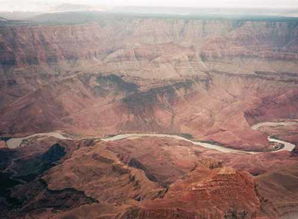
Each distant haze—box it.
[0,0,298,11]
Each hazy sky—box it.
[1,0,298,11]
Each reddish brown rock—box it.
[1,17,298,151]
[43,140,164,204]
[256,165,298,218]
[124,166,261,219]
[1,15,298,219]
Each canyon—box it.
[0,11,298,218]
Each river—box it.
[6,132,69,149]
[5,124,296,153]
[251,121,298,130]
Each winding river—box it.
[5,122,296,153]
[251,121,298,130]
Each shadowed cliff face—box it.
[0,140,95,218]
[120,79,199,132]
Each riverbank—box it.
[4,131,295,154]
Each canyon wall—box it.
[1,18,298,73]
[1,15,298,150]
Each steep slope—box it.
[256,165,298,218]
[1,131,298,218]
[0,136,257,218]
[1,17,298,79]
[1,16,298,152]
[2,70,298,150]
[42,140,164,204]
[126,167,261,219]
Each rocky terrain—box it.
[1,14,298,150]
[0,134,297,218]
[0,12,298,218]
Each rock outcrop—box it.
[1,131,298,218]
[132,167,261,219]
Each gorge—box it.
[0,11,298,218]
